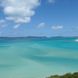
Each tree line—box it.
[47,72,78,78]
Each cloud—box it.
[13,24,20,29]
[51,25,63,30]
[48,0,55,3]
[0,19,7,27]
[1,0,40,24]
[0,19,5,23]
[37,22,46,28]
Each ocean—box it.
[0,37,78,78]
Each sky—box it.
[0,0,78,37]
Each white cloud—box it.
[51,25,63,30]
[0,19,5,23]
[0,19,7,27]
[13,24,20,29]
[37,22,46,28]
[1,0,40,24]
[48,0,55,3]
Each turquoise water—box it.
[0,38,78,78]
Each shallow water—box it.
[0,38,78,78]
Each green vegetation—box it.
[47,72,78,78]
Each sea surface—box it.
[0,37,78,78]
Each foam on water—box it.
[74,39,78,42]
